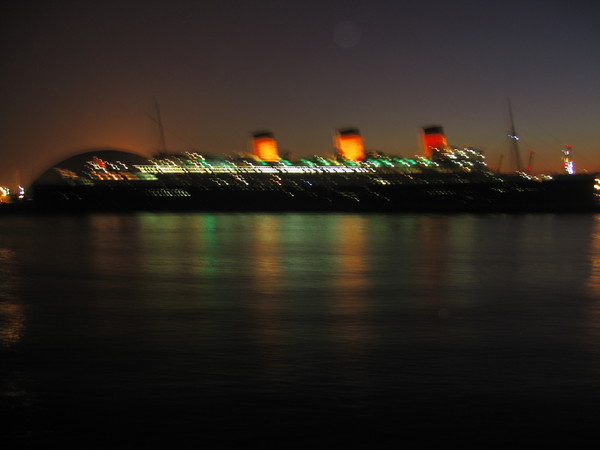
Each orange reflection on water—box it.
[0,302,25,348]
[253,216,283,297]
[416,216,449,292]
[0,248,25,348]
[250,216,285,350]
[586,215,600,297]
[334,216,369,300]
[332,216,372,351]
[414,216,455,321]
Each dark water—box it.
[1,213,600,448]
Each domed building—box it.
[32,149,152,187]
[30,149,158,211]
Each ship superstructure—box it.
[20,125,597,213]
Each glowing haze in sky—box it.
[1,0,599,188]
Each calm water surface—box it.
[1,213,600,448]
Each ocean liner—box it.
[12,126,600,213]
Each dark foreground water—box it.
[1,213,600,449]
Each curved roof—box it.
[32,149,150,186]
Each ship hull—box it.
[25,173,598,213]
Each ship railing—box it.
[132,163,379,176]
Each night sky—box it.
[1,0,599,188]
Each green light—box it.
[299,159,314,167]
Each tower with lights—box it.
[562,145,575,174]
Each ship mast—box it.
[527,149,535,173]
[507,99,523,173]
[154,97,169,155]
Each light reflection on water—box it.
[0,248,24,348]
[587,214,600,297]
[1,213,600,448]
